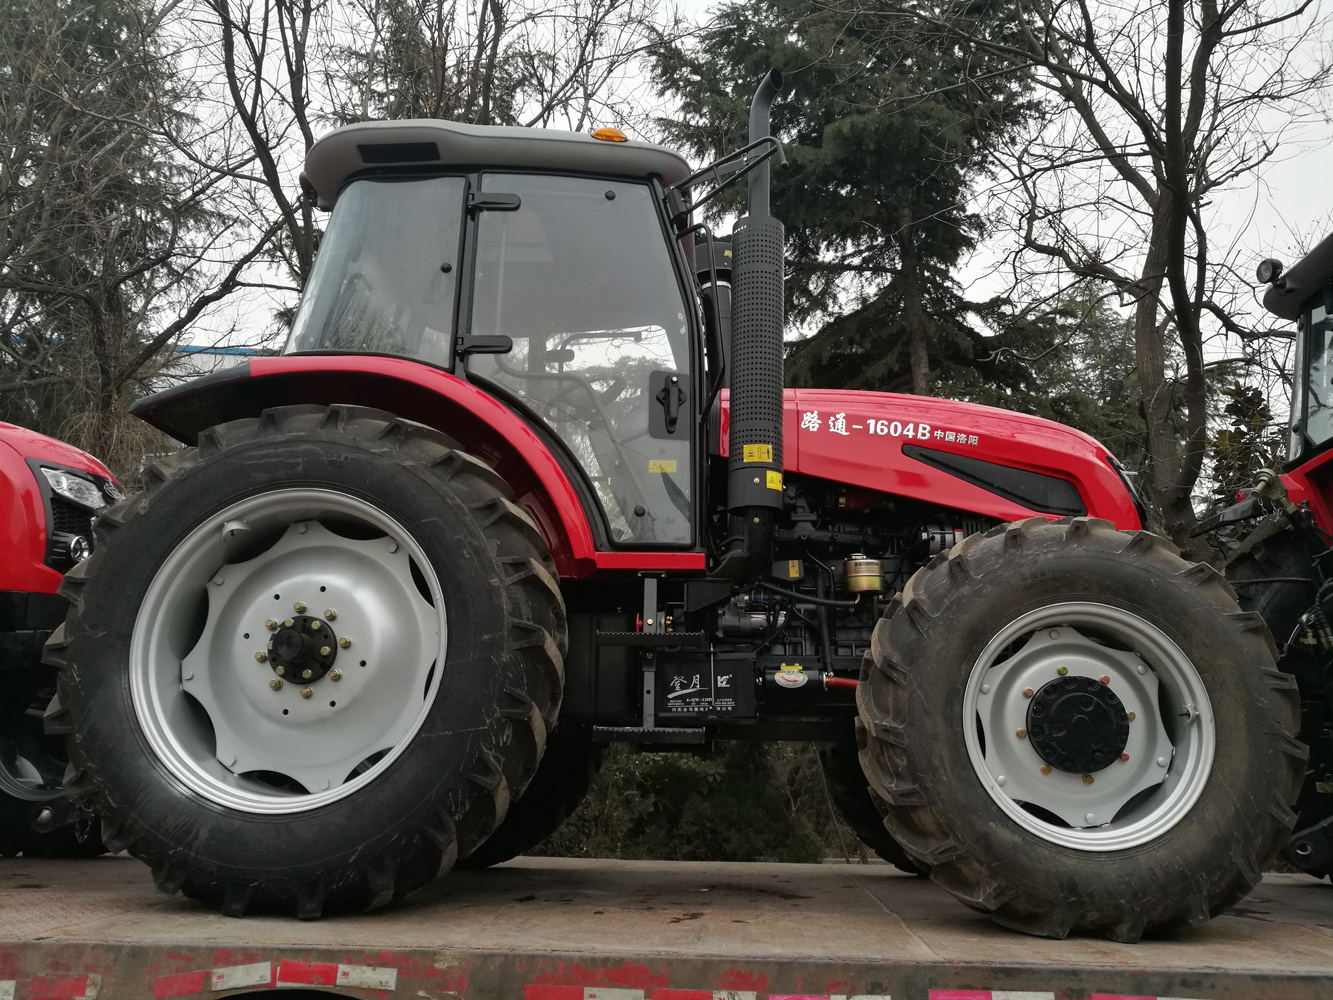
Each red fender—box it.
[130,356,706,579]
[1282,449,1333,536]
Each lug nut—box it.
[329,669,342,682]
[283,618,294,627]
[1099,674,1110,684]
[1127,711,1136,721]
[319,646,331,656]
[36,808,53,825]
[275,666,286,676]
[325,609,337,620]
[311,621,321,630]
[1057,665,1068,676]
[302,669,313,680]
[294,601,307,613]
[1023,687,1034,698]
[1082,774,1095,785]
[339,637,352,649]
[1040,764,1052,775]
[255,651,268,662]
[265,619,278,630]
[1120,752,1130,762]
[1015,728,1027,739]
[269,679,283,691]
[300,687,313,699]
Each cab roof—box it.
[302,120,693,209]
[1264,229,1333,321]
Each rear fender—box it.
[1282,450,1333,536]
[130,356,613,577]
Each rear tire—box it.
[46,405,564,916]
[819,738,921,874]
[458,732,603,869]
[1227,528,1332,877]
[858,516,1304,940]
[1,674,103,858]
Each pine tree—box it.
[654,0,1035,395]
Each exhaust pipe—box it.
[720,68,785,580]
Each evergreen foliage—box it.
[537,743,859,863]
[0,0,218,469]
[654,0,1035,395]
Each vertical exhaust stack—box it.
[722,68,786,580]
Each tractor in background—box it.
[1,421,114,857]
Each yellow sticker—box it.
[787,559,801,578]
[648,459,677,473]
[742,443,773,463]
[766,470,783,490]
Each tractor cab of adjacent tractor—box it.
[1260,235,1333,479]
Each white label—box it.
[991,993,1056,1000]
[584,991,644,1000]
[0,981,14,1000]
[337,965,399,990]
[211,963,273,990]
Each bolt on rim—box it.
[962,602,1214,851]
[130,489,446,814]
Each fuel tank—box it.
[719,389,1144,529]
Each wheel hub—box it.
[267,614,338,683]
[1027,675,1130,773]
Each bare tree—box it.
[843,0,1331,546]
[0,0,280,471]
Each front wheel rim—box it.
[962,602,1214,851]
[130,488,447,815]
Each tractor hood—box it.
[717,389,1143,529]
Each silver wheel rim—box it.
[0,744,63,803]
[130,488,446,814]
[961,602,1214,851]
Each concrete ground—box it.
[0,856,1330,999]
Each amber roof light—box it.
[591,127,628,142]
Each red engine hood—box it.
[718,389,1141,529]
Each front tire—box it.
[858,517,1305,940]
[46,405,564,916]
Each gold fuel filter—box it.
[843,553,883,592]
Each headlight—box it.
[41,466,108,510]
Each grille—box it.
[50,496,95,538]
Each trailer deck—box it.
[1,857,1330,1000]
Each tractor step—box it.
[592,725,707,744]
[595,631,708,648]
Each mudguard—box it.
[129,355,707,579]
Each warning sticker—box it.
[648,460,677,473]
[766,470,783,490]
[742,443,773,463]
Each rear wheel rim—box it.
[130,488,446,814]
[962,601,1214,851]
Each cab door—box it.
[465,173,695,546]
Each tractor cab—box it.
[289,121,701,546]
[1261,233,1333,469]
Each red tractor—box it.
[1,421,116,856]
[46,72,1303,939]
[1206,233,1333,881]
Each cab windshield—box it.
[1294,292,1333,462]
[285,177,465,364]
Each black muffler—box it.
[719,68,786,580]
